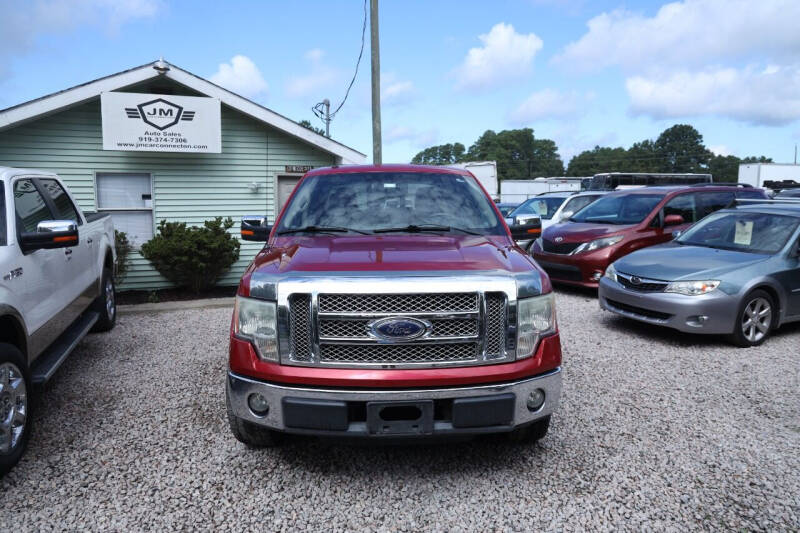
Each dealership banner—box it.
[101,92,221,153]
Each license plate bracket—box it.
[366,400,434,435]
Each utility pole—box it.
[323,99,331,138]
[370,0,382,164]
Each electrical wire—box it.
[313,0,368,130]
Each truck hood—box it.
[250,235,536,274]
[613,242,771,281]
[542,222,634,243]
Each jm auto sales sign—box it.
[101,92,221,153]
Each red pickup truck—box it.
[226,165,561,444]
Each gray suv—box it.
[599,201,800,346]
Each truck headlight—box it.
[571,235,623,255]
[234,296,278,361]
[664,280,720,296]
[517,293,556,359]
[604,263,618,282]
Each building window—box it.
[96,172,153,247]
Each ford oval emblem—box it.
[369,317,430,341]
[554,236,564,243]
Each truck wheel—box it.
[91,268,116,333]
[226,390,281,448]
[508,416,550,444]
[729,289,774,347]
[0,343,31,477]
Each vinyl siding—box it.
[0,98,336,290]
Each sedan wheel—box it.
[731,290,775,347]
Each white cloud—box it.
[209,55,268,98]
[709,145,731,157]
[285,48,339,99]
[384,126,438,147]
[0,0,161,78]
[556,0,800,72]
[626,65,800,126]
[454,23,543,91]
[381,73,416,106]
[508,89,588,124]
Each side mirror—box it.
[558,210,574,222]
[509,214,542,241]
[664,214,685,227]
[19,220,79,253]
[671,230,683,239]
[241,215,271,242]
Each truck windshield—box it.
[277,172,504,235]
[0,181,5,245]
[569,194,663,225]
[677,211,800,255]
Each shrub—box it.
[114,230,133,287]
[140,217,240,294]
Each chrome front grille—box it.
[319,343,480,364]
[318,293,478,314]
[287,291,511,368]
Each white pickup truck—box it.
[0,167,116,475]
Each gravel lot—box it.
[2,290,799,531]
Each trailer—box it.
[449,161,498,199]
[738,163,800,192]
[500,177,585,203]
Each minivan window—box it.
[698,191,734,218]
[570,194,663,225]
[277,172,504,235]
[14,179,53,233]
[663,193,697,223]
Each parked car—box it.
[599,201,800,346]
[531,185,769,288]
[495,202,519,217]
[228,164,561,445]
[546,191,607,229]
[506,192,574,250]
[0,167,116,475]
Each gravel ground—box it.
[2,290,799,531]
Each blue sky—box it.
[2,0,800,165]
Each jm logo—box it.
[125,98,196,130]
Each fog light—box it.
[526,389,546,411]
[248,393,270,416]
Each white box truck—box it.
[738,163,800,192]
[449,161,498,200]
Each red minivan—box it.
[531,185,768,288]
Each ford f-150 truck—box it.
[226,164,561,445]
[0,167,116,475]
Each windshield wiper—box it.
[277,225,370,235]
[373,224,481,235]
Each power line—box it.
[313,0,368,133]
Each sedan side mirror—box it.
[664,214,685,227]
[19,220,79,253]
[241,215,272,242]
[509,214,542,241]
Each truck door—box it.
[37,178,96,320]
[11,178,70,353]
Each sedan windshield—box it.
[276,172,504,235]
[677,211,800,254]
[570,194,663,225]
[510,197,566,220]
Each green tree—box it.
[532,139,565,176]
[624,140,661,172]
[654,124,711,173]
[411,143,466,165]
[298,119,325,136]
[566,146,628,176]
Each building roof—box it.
[0,59,366,164]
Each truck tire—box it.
[0,343,31,477]
[226,390,281,448]
[729,289,774,347]
[91,267,116,333]
[508,415,551,444]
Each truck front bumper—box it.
[227,368,561,437]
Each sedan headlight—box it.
[664,280,720,296]
[517,293,556,359]
[234,296,278,361]
[604,263,618,282]
[571,235,623,255]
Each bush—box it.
[114,230,133,287]
[140,217,240,294]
